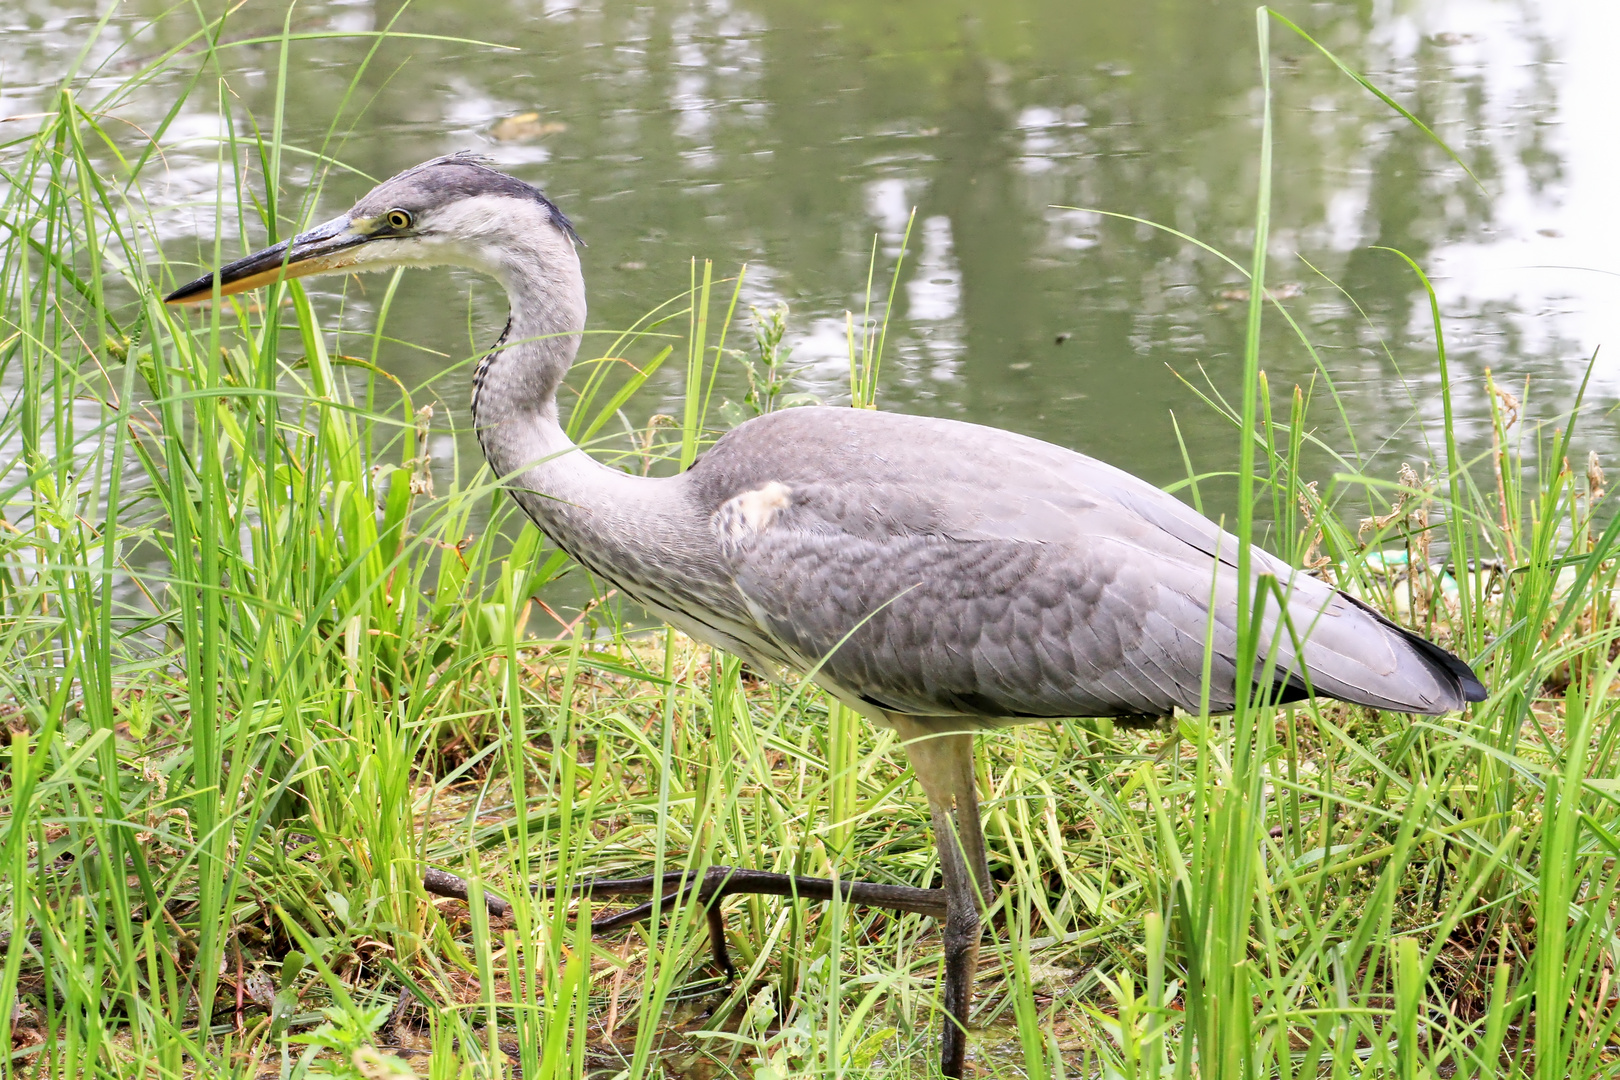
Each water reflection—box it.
[2,0,1609,523]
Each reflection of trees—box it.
[920,52,1039,413]
[36,0,1570,487]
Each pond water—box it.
[5,0,1618,542]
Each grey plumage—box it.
[695,405,1478,722]
[166,154,1486,1078]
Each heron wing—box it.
[693,407,1474,720]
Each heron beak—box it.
[163,215,368,305]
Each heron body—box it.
[168,153,1485,1077]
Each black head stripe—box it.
[355,152,583,247]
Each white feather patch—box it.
[716,481,793,541]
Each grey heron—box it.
[166,152,1486,1077]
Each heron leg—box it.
[890,715,993,1080]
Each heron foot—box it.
[421,866,947,978]
[550,866,947,977]
[422,867,514,917]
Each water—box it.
[4,0,1617,533]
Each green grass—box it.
[3,6,1619,1079]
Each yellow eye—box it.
[385,209,412,230]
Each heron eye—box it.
[385,209,413,230]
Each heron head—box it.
[164,152,581,305]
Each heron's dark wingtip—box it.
[1407,629,1487,707]
[1336,589,1486,710]
[1432,640,1487,705]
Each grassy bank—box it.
[3,8,1619,1080]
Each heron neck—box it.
[470,253,588,480]
[462,249,745,649]
[466,255,718,610]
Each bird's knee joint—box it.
[945,907,982,940]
